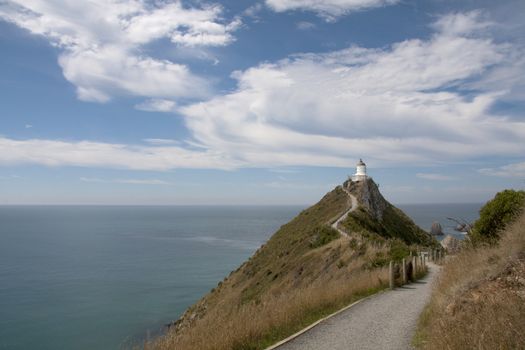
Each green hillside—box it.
[149,178,436,350]
[342,178,434,246]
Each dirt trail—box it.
[331,185,358,238]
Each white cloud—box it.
[0,174,21,180]
[266,0,398,20]
[0,1,239,102]
[80,177,171,185]
[431,10,492,37]
[416,173,456,181]
[180,12,525,168]
[263,181,329,189]
[479,162,525,177]
[143,139,181,145]
[296,21,316,30]
[0,12,524,173]
[116,179,171,185]
[0,136,239,170]
[24,124,32,128]
[135,99,176,112]
[79,177,106,183]
[244,3,264,19]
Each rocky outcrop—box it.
[430,221,444,235]
[346,178,388,221]
[341,178,434,245]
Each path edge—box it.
[264,289,387,350]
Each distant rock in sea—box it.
[430,221,444,236]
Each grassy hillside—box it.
[148,181,435,350]
[415,210,525,349]
[342,179,434,246]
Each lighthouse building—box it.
[351,159,367,182]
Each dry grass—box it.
[415,211,525,349]
[148,262,389,350]
[143,182,432,350]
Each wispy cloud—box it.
[0,174,21,180]
[0,12,524,172]
[0,137,238,170]
[266,0,398,20]
[143,139,181,145]
[479,161,525,177]
[268,168,300,174]
[79,177,105,183]
[296,21,316,30]
[263,181,332,190]
[135,99,176,113]
[416,173,456,181]
[116,179,171,185]
[80,177,172,185]
[0,1,240,103]
[244,3,264,19]
[181,12,525,168]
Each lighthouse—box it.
[351,159,367,182]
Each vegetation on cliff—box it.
[148,179,435,350]
[342,179,433,246]
[470,189,525,244]
[415,191,525,349]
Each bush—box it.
[366,251,389,268]
[471,189,525,243]
[388,239,411,262]
[309,226,339,248]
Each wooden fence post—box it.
[412,256,417,280]
[402,258,407,284]
[389,260,394,289]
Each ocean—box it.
[398,203,482,241]
[0,203,481,349]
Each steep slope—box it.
[151,179,435,350]
[343,178,434,245]
[415,211,525,349]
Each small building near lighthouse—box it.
[351,159,367,182]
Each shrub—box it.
[471,189,525,243]
[388,239,410,262]
[366,251,389,268]
[309,226,339,248]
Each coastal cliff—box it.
[150,178,435,350]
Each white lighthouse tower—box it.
[351,159,367,182]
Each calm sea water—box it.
[0,203,481,349]
[398,203,482,241]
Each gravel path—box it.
[277,263,440,350]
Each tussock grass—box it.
[415,211,525,349]
[148,265,388,350]
[145,181,433,350]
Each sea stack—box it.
[430,221,444,236]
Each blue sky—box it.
[0,0,524,205]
